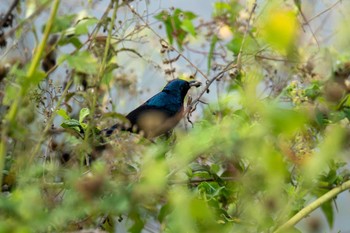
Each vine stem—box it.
[27,0,61,80]
[0,0,60,188]
[274,180,350,233]
[83,1,119,148]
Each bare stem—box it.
[274,180,350,233]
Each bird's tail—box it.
[102,123,131,137]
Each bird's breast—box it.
[133,107,184,138]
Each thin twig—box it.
[186,62,237,113]
[170,176,239,185]
[3,0,51,39]
[296,5,320,50]
[304,0,342,24]
[274,179,350,233]
[126,3,209,81]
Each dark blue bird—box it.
[105,79,201,138]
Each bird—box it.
[104,78,201,138]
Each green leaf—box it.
[182,11,197,20]
[321,200,334,228]
[294,0,302,11]
[128,212,145,233]
[227,35,243,55]
[158,203,171,223]
[79,107,90,123]
[74,17,98,35]
[266,108,307,136]
[58,36,83,48]
[210,164,220,174]
[57,109,70,120]
[304,82,321,100]
[58,51,98,74]
[23,70,46,89]
[180,19,196,36]
[213,2,232,17]
[50,14,76,33]
[155,11,174,45]
[155,9,197,49]
[61,119,82,133]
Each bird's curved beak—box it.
[188,80,202,88]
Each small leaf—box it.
[79,108,90,123]
[50,14,76,33]
[294,0,302,11]
[227,35,243,55]
[58,51,98,74]
[158,204,171,223]
[57,109,70,120]
[180,19,196,36]
[74,17,98,35]
[304,83,321,100]
[210,164,220,174]
[321,200,334,228]
[58,36,83,48]
[61,119,82,133]
[24,70,46,88]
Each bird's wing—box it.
[126,104,173,125]
[143,91,182,114]
[126,104,183,138]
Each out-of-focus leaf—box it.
[23,70,46,88]
[294,0,302,11]
[58,51,98,74]
[210,164,220,174]
[304,82,321,100]
[260,6,298,53]
[321,200,334,228]
[128,212,144,233]
[266,108,307,136]
[79,107,90,123]
[227,34,243,55]
[74,17,98,35]
[50,14,76,33]
[158,203,171,223]
[213,2,232,17]
[58,36,83,48]
[57,108,70,120]
[180,19,196,36]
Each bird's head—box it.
[163,79,201,99]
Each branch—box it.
[1,0,61,186]
[304,0,342,24]
[170,176,239,185]
[186,62,237,113]
[274,180,350,233]
[0,0,19,29]
[126,3,209,81]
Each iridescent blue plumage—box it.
[143,79,191,115]
[105,79,201,138]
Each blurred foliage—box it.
[1,0,350,233]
